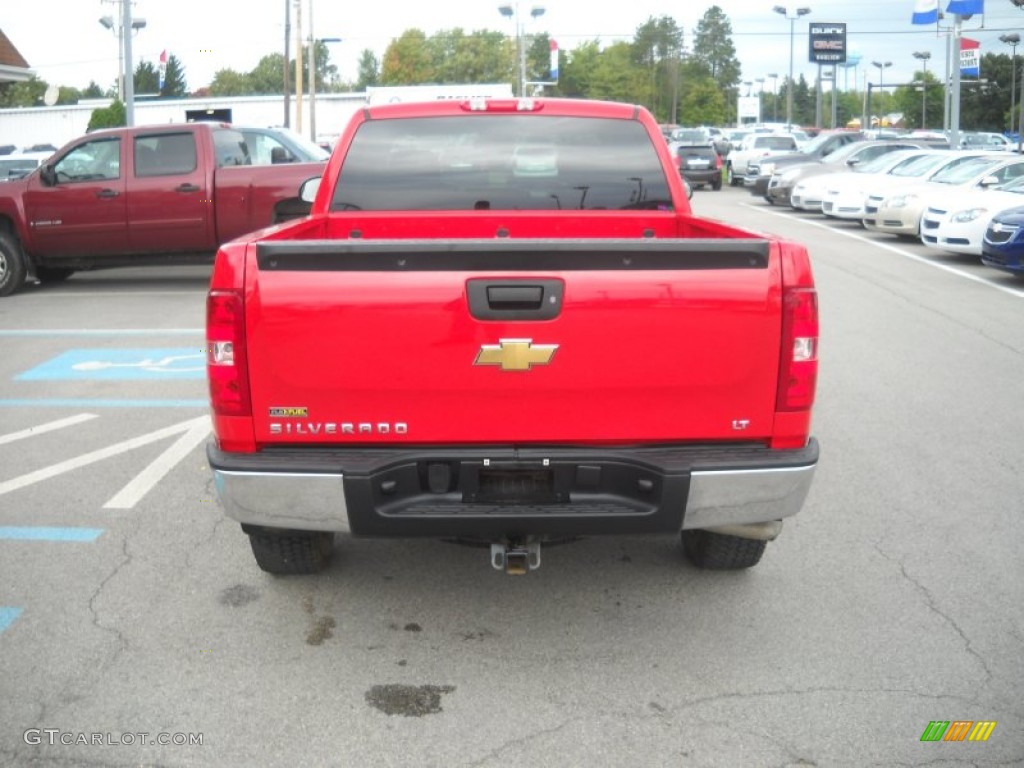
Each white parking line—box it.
[742,203,1024,300]
[104,418,211,509]
[0,416,210,500]
[0,414,99,447]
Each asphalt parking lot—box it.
[1,192,1022,766]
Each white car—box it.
[791,149,935,214]
[0,150,53,180]
[725,133,799,186]
[919,175,1024,255]
[822,151,984,221]
[863,155,1024,237]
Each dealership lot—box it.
[0,197,1022,765]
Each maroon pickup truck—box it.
[0,122,325,295]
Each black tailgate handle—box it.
[467,278,563,320]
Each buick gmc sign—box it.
[808,23,847,64]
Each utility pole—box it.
[283,0,291,127]
[295,0,303,133]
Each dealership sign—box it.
[808,23,847,64]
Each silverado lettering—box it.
[205,97,820,576]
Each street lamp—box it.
[756,77,765,122]
[498,3,545,96]
[871,60,892,127]
[1000,34,1020,137]
[306,0,341,144]
[912,51,931,129]
[768,72,779,121]
[773,6,811,129]
[98,7,146,103]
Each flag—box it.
[549,39,559,81]
[158,49,168,91]
[911,0,939,24]
[960,37,980,77]
[946,0,983,15]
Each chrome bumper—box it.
[210,440,817,538]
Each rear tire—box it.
[682,529,767,570]
[711,177,722,191]
[248,530,335,574]
[34,266,75,283]
[0,231,28,297]
[727,165,741,187]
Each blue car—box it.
[982,206,1024,276]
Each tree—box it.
[83,81,106,99]
[249,53,287,94]
[631,16,685,120]
[427,28,508,85]
[209,68,252,96]
[691,6,741,88]
[678,75,727,126]
[356,49,380,91]
[381,29,433,84]
[0,77,48,107]
[134,61,159,95]
[161,53,188,98]
[559,40,602,98]
[892,70,943,130]
[87,100,126,131]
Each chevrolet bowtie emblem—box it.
[474,339,558,371]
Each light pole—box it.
[768,72,779,122]
[871,60,892,128]
[99,3,146,106]
[498,3,545,96]
[756,77,765,122]
[912,51,931,129]
[1000,33,1020,137]
[773,6,811,129]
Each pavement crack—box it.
[873,540,993,696]
[87,518,136,657]
[465,718,574,767]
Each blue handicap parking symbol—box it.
[17,348,206,381]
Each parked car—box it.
[669,140,722,191]
[821,151,973,221]
[790,149,938,213]
[771,140,928,209]
[219,126,330,165]
[745,129,865,196]
[981,206,1024,275]
[864,154,1024,238]
[920,174,1024,255]
[959,132,1014,151]
[0,151,53,181]
[725,133,799,186]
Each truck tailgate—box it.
[245,238,781,445]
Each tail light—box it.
[207,290,251,417]
[776,287,818,411]
[715,153,723,169]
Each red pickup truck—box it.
[0,122,325,295]
[205,98,820,575]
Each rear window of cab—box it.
[332,115,673,212]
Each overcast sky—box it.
[4,1,1024,98]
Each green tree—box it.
[690,6,740,88]
[427,28,508,85]
[249,53,287,94]
[57,86,82,105]
[381,29,433,84]
[589,41,647,106]
[559,39,602,98]
[892,69,943,130]
[83,81,106,99]
[356,49,380,90]
[678,75,727,125]
[161,53,188,97]
[0,76,48,107]
[87,100,126,131]
[631,16,685,120]
[209,68,252,96]
[134,61,159,95]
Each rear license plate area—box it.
[466,467,557,504]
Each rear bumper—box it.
[682,169,721,186]
[208,439,818,538]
